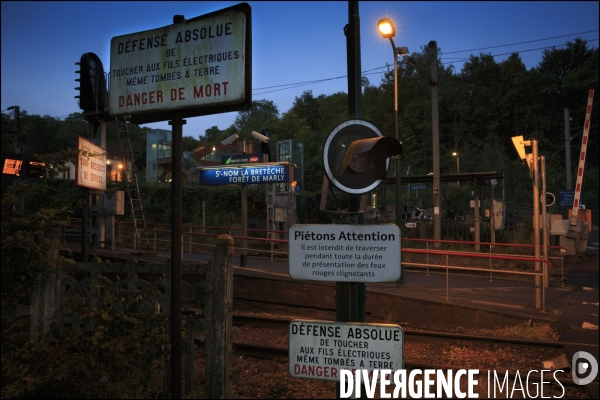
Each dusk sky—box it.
[1,1,598,140]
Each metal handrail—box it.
[403,237,569,254]
[403,236,568,287]
[402,248,551,311]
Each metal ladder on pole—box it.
[116,117,150,252]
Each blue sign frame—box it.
[198,164,291,185]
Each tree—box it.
[198,125,238,146]
[56,113,89,151]
[200,126,224,145]
[290,90,321,130]
[182,136,200,152]
[538,38,595,93]
[17,112,63,155]
[233,99,280,139]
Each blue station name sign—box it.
[198,164,292,185]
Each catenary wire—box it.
[252,33,598,94]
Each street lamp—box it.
[378,18,409,228]
[452,152,460,173]
[452,152,460,186]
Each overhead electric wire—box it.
[442,29,598,54]
[440,39,599,66]
[252,30,598,94]
[253,75,347,95]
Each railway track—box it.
[232,314,598,349]
[227,314,593,390]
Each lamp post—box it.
[511,135,543,310]
[378,18,409,228]
[452,152,460,186]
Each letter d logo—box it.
[572,351,598,385]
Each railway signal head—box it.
[75,52,107,113]
[323,119,402,195]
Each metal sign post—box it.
[169,112,184,398]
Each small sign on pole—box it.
[289,320,404,382]
[76,136,106,190]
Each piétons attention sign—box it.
[289,224,401,282]
[109,3,251,124]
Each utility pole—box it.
[7,106,20,153]
[532,139,542,309]
[564,108,572,190]
[8,106,24,212]
[429,41,441,247]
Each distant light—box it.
[213,145,216,152]
[452,152,458,156]
[378,18,395,39]
[118,164,123,169]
